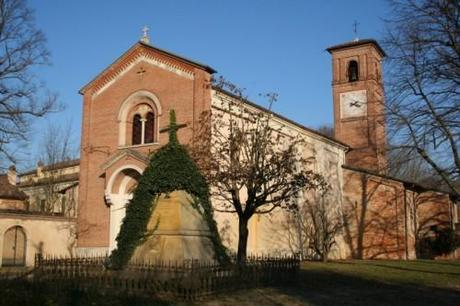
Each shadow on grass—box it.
[0,279,174,306]
[330,260,460,276]
[276,268,460,306]
[405,260,460,268]
[361,263,460,276]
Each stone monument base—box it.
[131,190,215,263]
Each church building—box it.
[74,33,459,260]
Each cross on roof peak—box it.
[141,25,150,44]
[160,110,187,144]
[353,20,360,42]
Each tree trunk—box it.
[237,217,249,265]
[322,250,328,262]
[357,174,368,259]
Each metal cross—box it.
[353,20,360,41]
[141,25,150,44]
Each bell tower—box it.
[327,39,387,173]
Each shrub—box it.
[417,227,460,259]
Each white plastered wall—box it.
[211,90,349,258]
[0,215,76,267]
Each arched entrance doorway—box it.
[2,226,26,266]
[106,166,142,252]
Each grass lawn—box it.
[201,260,460,306]
[1,260,459,305]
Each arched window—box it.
[132,114,142,145]
[131,110,156,145]
[144,112,155,144]
[348,60,359,82]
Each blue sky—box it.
[24,0,390,168]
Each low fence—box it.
[32,254,299,300]
[0,267,33,280]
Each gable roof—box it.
[79,41,216,95]
[0,175,27,200]
[100,148,149,172]
[212,87,349,149]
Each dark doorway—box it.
[2,226,26,266]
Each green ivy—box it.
[109,110,229,269]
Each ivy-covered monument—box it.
[110,110,227,269]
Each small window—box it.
[40,199,46,212]
[132,114,142,145]
[348,60,359,82]
[144,112,155,143]
[61,195,67,214]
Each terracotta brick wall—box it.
[331,44,387,173]
[342,167,456,259]
[342,168,406,259]
[77,44,212,248]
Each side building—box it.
[0,160,79,267]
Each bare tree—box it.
[316,124,334,138]
[303,190,343,262]
[281,208,311,260]
[37,121,78,214]
[194,77,327,264]
[0,0,58,167]
[387,146,448,190]
[384,0,460,197]
[281,189,342,262]
[40,121,77,166]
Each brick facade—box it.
[342,166,458,259]
[73,38,459,259]
[77,42,213,250]
[328,40,458,259]
[328,40,387,173]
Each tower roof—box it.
[326,39,386,57]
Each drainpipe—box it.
[403,188,409,260]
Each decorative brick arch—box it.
[106,164,144,197]
[105,165,144,252]
[117,90,163,146]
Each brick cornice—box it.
[80,43,209,97]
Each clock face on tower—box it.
[340,90,367,119]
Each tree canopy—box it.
[193,78,327,264]
[0,0,58,167]
[385,0,460,197]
